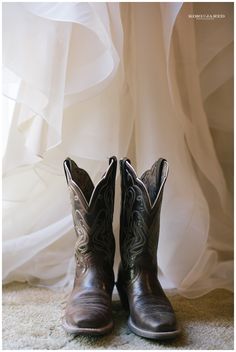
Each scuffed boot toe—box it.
[63,290,113,335]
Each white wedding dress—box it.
[2,2,233,297]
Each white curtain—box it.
[2,2,233,298]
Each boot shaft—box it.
[63,157,117,335]
[119,158,169,277]
[64,157,117,269]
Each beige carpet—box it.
[2,282,234,350]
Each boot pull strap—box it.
[140,159,168,206]
[63,158,94,204]
[63,158,72,185]
[109,155,117,165]
[121,158,169,209]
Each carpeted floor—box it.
[2,282,234,350]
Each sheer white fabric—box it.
[2,2,233,297]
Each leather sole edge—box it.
[62,318,114,336]
[128,317,181,340]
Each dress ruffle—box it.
[2,2,233,297]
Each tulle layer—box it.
[2,2,233,297]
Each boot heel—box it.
[116,282,129,311]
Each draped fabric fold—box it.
[2,2,233,297]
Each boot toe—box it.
[130,295,180,337]
[66,311,110,330]
[143,312,178,333]
[132,309,178,333]
[64,290,113,333]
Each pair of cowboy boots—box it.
[62,156,180,340]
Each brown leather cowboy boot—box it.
[117,158,181,339]
[62,156,117,335]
